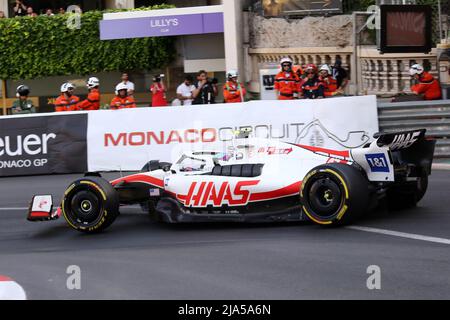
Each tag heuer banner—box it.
[0,113,88,176]
[263,0,343,16]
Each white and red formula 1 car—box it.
[28,129,435,233]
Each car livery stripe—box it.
[111,174,164,188]
[173,181,302,205]
[249,181,302,202]
[295,144,350,159]
[29,211,51,218]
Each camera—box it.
[154,74,165,82]
[207,77,218,85]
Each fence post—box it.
[1,79,6,116]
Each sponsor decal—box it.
[258,147,293,155]
[366,153,390,173]
[389,131,421,150]
[185,180,260,207]
[0,114,88,176]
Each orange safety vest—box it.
[77,89,101,111]
[411,72,442,100]
[54,94,80,112]
[319,75,338,97]
[223,81,246,103]
[110,96,137,110]
[274,71,300,100]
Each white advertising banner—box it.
[87,96,379,171]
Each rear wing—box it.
[374,129,436,175]
[374,129,426,150]
[351,129,435,182]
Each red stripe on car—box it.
[295,144,350,158]
[111,174,164,188]
[249,181,302,201]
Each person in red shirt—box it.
[77,77,101,111]
[410,64,442,100]
[150,74,168,107]
[274,57,300,100]
[301,64,325,99]
[223,70,247,103]
[110,83,137,110]
[54,83,80,112]
[318,64,338,97]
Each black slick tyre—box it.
[300,163,369,226]
[62,177,119,233]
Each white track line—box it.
[347,226,450,245]
[0,208,28,211]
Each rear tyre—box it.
[300,164,369,226]
[62,177,119,233]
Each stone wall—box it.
[249,13,354,48]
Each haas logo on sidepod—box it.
[185,181,260,207]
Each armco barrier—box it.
[378,99,450,159]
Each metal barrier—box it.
[378,99,450,159]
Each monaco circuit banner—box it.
[0,113,88,177]
[87,96,379,172]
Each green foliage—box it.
[0,5,176,80]
[343,0,376,13]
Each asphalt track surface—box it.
[0,171,449,300]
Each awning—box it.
[100,5,224,40]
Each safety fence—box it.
[378,99,450,158]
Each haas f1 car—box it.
[28,129,435,233]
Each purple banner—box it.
[100,13,224,40]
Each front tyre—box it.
[300,164,369,226]
[62,177,119,233]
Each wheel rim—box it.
[66,187,102,225]
[307,174,344,219]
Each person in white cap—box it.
[77,77,101,111]
[409,64,442,100]
[54,82,80,112]
[223,69,247,103]
[274,57,300,100]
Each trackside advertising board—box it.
[87,96,379,171]
[0,113,88,176]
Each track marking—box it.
[347,226,450,245]
[0,208,28,211]
[0,275,27,300]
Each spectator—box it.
[192,70,218,105]
[409,64,442,100]
[58,7,66,14]
[0,11,6,18]
[26,7,37,17]
[176,75,196,106]
[110,83,136,110]
[274,57,300,100]
[11,85,36,114]
[302,64,325,99]
[318,64,338,97]
[77,77,101,111]
[332,58,349,94]
[150,74,168,107]
[118,73,135,96]
[223,70,247,103]
[54,82,80,112]
[13,0,27,17]
[45,9,54,16]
